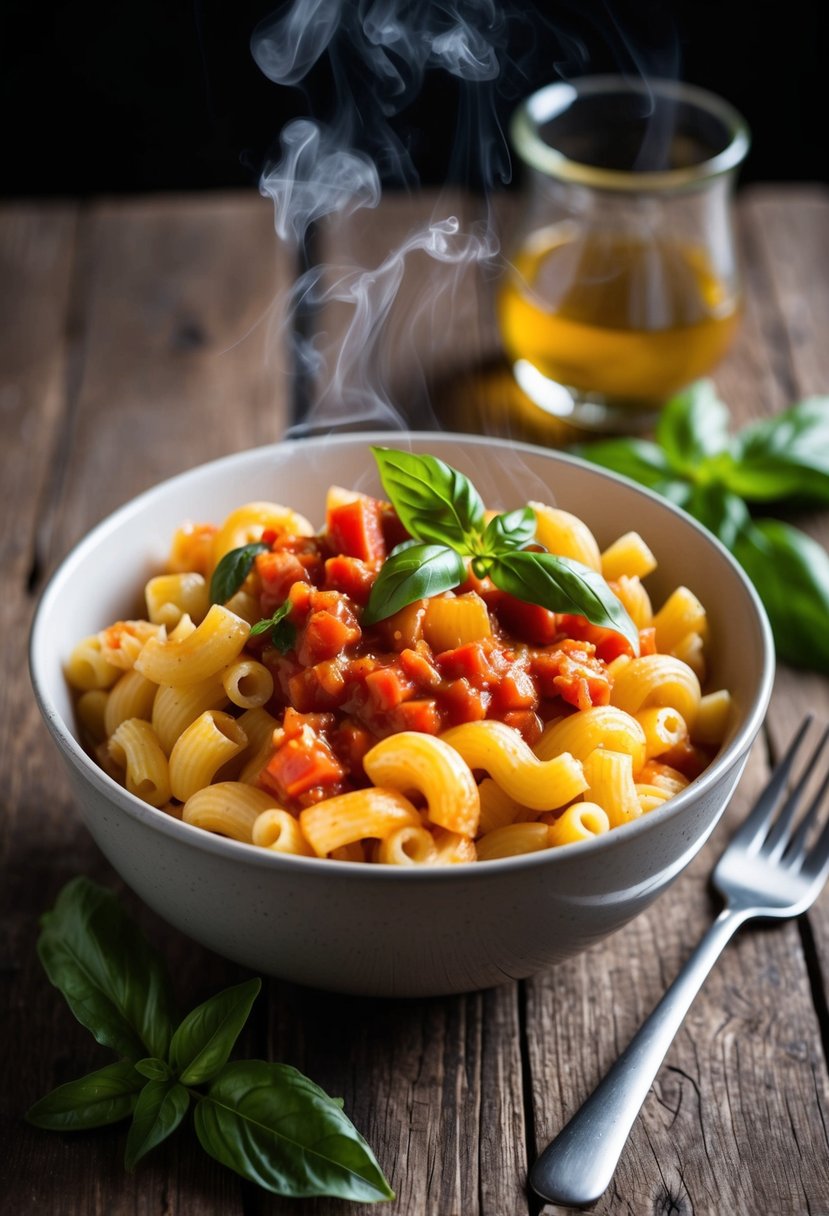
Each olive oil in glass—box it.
[502,77,750,431]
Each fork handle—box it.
[530,906,751,1207]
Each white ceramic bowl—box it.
[30,433,774,997]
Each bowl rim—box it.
[29,430,775,880]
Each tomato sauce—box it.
[249,492,631,811]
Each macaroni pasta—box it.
[67,474,731,865]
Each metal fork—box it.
[530,715,829,1208]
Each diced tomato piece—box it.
[259,728,345,801]
[389,699,441,734]
[323,555,376,604]
[377,601,427,651]
[492,666,538,713]
[328,497,387,563]
[435,641,496,687]
[502,709,543,745]
[364,665,414,712]
[286,668,320,712]
[298,609,361,666]
[287,580,313,621]
[442,678,490,724]
[531,642,611,710]
[286,663,347,712]
[494,593,559,645]
[379,502,410,551]
[333,718,375,779]
[282,707,336,738]
[557,613,635,663]
[399,647,442,689]
[256,550,308,613]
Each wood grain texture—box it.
[37,193,293,566]
[3,187,829,1216]
[1,192,294,1215]
[738,185,829,1032]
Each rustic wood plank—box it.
[36,192,294,566]
[738,185,829,1021]
[2,192,296,1215]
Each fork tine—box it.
[784,749,829,870]
[801,810,829,886]
[764,724,829,860]
[728,715,813,852]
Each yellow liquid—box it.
[498,225,740,410]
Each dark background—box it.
[1,0,825,198]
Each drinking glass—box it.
[497,76,750,432]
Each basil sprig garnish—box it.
[26,878,394,1201]
[209,542,270,605]
[364,447,639,653]
[250,598,296,653]
[574,381,829,673]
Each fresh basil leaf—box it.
[362,543,466,626]
[490,551,640,655]
[681,483,751,549]
[572,437,677,490]
[271,618,296,654]
[733,517,829,672]
[124,1079,190,1171]
[656,380,732,473]
[210,542,270,605]
[250,599,295,651]
[37,878,176,1061]
[719,398,829,504]
[135,1058,172,1081]
[250,602,289,637]
[26,1060,144,1131]
[372,447,484,552]
[481,507,536,554]
[194,1060,394,1201]
[169,978,261,1086]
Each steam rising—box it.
[252,0,512,434]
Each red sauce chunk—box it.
[248,491,617,811]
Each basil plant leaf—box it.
[124,1079,190,1171]
[210,542,270,605]
[572,437,677,491]
[490,551,640,655]
[194,1060,394,1201]
[362,543,466,626]
[26,1060,144,1131]
[656,380,732,473]
[250,601,291,637]
[135,1058,172,1082]
[733,517,829,673]
[37,877,176,1061]
[169,977,261,1086]
[372,447,484,552]
[250,600,295,651]
[681,483,751,550]
[720,397,829,504]
[481,507,536,554]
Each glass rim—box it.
[511,75,751,193]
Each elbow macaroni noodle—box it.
[66,487,733,864]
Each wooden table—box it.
[3,186,829,1215]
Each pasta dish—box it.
[64,449,731,865]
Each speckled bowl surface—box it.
[29,433,774,996]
